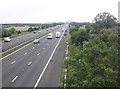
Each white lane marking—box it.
[33,47,35,49]
[43,48,45,50]
[24,52,27,55]
[33,32,64,89]
[10,43,12,44]
[38,44,39,45]
[12,76,18,82]
[0,32,52,60]
[28,61,32,65]
[11,60,16,64]
[37,53,40,56]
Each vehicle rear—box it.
[33,39,39,44]
[56,32,60,38]
[48,33,53,39]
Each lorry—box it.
[56,32,60,38]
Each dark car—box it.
[64,33,67,36]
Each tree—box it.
[71,29,90,46]
[2,28,11,37]
[9,28,16,34]
[93,12,117,29]
[17,30,21,34]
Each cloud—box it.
[0,0,119,23]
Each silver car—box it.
[33,39,39,44]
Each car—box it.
[64,33,67,36]
[4,37,11,42]
[38,31,41,33]
[48,33,53,39]
[33,39,39,44]
[33,31,37,33]
[46,29,48,31]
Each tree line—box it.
[1,22,63,37]
[65,12,119,88]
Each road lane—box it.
[3,37,58,87]
[2,25,66,87]
[2,28,59,72]
[38,26,66,87]
[2,26,60,51]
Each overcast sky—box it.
[0,0,119,23]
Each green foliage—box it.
[2,28,11,37]
[70,26,90,46]
[28,27,39,32]
[94,12,117,29]
[9,28,16,34]
[17,30,22,34]
[65,12,118,87]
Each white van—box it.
[48,33,53,39]
[56,32,60,38]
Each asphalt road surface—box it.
[2,24,68,88]
[1,26,59,51]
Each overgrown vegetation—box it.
[65,12,119,88]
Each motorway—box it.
[2,25,67,88]
[1,26,59,51]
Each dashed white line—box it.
[0,32,49,60]
[43,48,45,50]
[24,52,27,55]
[33,32,64,89]
[28,61,32,65]
[12,76,18,83]
[11,60,16,64]
[37,53,40,56]
[33,47,35,49]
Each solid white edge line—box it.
[12,76,18,83]
[0,34,48,61]
[33,32,64,89]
